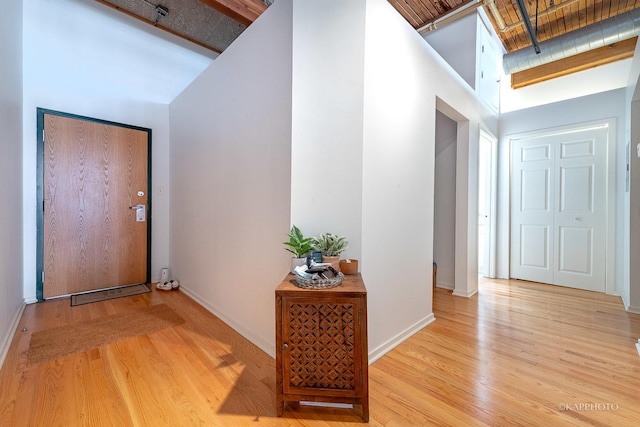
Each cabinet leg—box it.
[276,398,283,416]
[361,400,369,422]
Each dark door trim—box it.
[36,108,152,301]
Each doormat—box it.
[70,283,150,306]
[27,303,184,366]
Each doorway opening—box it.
[433,98,479,298]
[433,110,457,292]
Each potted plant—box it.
[284,225,314,273]
[312,232,348,271]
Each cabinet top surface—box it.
[275,273,367,296]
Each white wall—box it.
[290,0,366,259]
[169,0,498,361]
[624,42,640,313]
[22,0,211,300]
[423,13,477,89]
[624,96,632,311]
[363,0,497,360]
[629,98,640,312]
[434,111,457,288]
[501,59,632,113]
[169,0,293,356]
[498,89,627,298]
[0,0,24,368]
[290,0,498,359]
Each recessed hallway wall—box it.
[433,111,457,289]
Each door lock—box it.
[129,204,146,222]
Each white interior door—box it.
[511,138,554,284]
[511,126,607,292]
[478,132,494,277]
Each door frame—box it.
[36,108,153,301]
[507,118,616,294]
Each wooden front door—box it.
[38,110,151,299]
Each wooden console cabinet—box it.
[275,273,369,422]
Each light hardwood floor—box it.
[1,278,639,426]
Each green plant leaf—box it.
[284,225,313,258]
[312,232,349,256]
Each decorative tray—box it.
[294,271,344,289]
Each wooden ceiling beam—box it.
[93,0,222,54]
[198,0,267,26]
[511,37,638,89]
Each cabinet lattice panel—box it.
[287,303,355,390]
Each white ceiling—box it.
[24,0,214,104]
[23,0,635,110]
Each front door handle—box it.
[129,204,146,222]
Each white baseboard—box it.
[178,285,276,359]
[436,281,454,290]
[436,282,478,298]
[180,286,442,366]
[0,300,27,370]
[617,291,630,310]
[627,305,640,315]
[368,313,435,364]
[453,288,478,298]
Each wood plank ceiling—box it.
[391,0,640,86]
[96,0,640,87]
[393,0,640,52]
